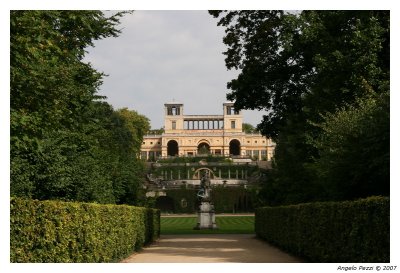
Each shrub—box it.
[255,196,389,262]
[10,197,160,262]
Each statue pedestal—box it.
[194,201,218,230]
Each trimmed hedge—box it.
[157,187,255,214]
[165,189,197,213]
[10,198,160,262]
[255,196,389,262]
[212,186,254,213]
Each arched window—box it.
[229,139,241,156]
[197,142,210,155]
[167,140,179,156]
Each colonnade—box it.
[160,168,248,180]
[184,119,224,130]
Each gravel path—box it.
[121,234,303,263]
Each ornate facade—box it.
[140,102,275,161]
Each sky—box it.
[2,2,400,273]
[84,10,267,129]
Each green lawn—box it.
[161,216,255,234]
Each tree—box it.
[210,10,388,137]
[11,11,126,140]
[148,128,165,135]
[210,10,389,204]
[308,92,389,200]
[109,108,150,204]
[10,11,151,205]
[242,123,256,133]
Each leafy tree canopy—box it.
[242,123,257,134]
[210,10,389,204]
[210,10,389,138]
[11,11,150,206]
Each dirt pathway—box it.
[121,234,303,263]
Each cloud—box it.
[84,10,266,129]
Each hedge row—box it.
[157,187,255,214]
[255,196,389,262]
[10,198,160,262]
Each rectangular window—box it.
[231,120,236,129]
[253,150,259,157]
[172,107,180,115]
[227,106,232,115]
[168,106,180,116]
[172,121,176,130]
[227,106,238,115]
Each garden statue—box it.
[197,171,211,201]
[194,170,218,230]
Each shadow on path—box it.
[121,234,303,263]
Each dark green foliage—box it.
[210,10,389,204]
[145,208,161,243]
[210,10,389,137]
[212,186,254,213]
[10,197,160,262]
[255,196,389,262]
[147,128,165,135]
[242,123,257,133]
[11,10,124,144]
[164,189,197,213]
[158,187,254,214]
[309,92,390,200]
[10,11,150,205]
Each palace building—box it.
[140,102,275,161]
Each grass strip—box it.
[161,216,254,234]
